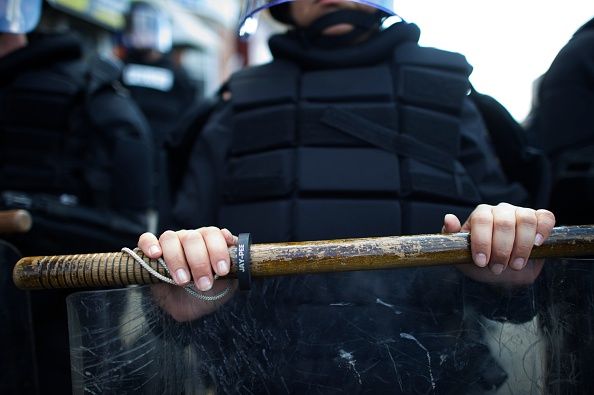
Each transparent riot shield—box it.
[67,259,594,394]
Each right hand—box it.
[138,227,237,291]
[138,227,238,322]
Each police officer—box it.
[119,1,199,230]
[0,0,154,392]
[527,16,594,394]
[528,17,594,226]
[138,1,555,393]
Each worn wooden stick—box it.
[0,209,32,235]
[12,225,594,290]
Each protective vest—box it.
[172,32,519,393]
[0,34,154,254]
[219,42,481,242]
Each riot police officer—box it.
[528,17,594,226]
[0,0,154,392]
[119,1,199,230]
[137,1,555,393]
[528,16,594,394]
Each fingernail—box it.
[534,233,544,246]
[491,263,505,275]
[175,268,190,284]
[197,276,212,291]
[149,245,160,257]
[474,253,487,267]
[217,260,229,274]
[511,258,525,270]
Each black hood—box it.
[0,33,82,84]
[0,32,82,85]
[268,21,421,70]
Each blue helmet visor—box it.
[0,0,42,33]
[238,0,396,37]
[125,3,172,53]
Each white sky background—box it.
[395,0,594,122]
[251,1,594,122]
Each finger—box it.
[489,203,516,274]
[221,228,239,246]
[534,209,556,246]
[201,227,232,276]
[138,232,161,258]
[159,230,191,285]
[179,229,214,291]
[441,214,461,234]
[509,208,537,271]
[468,204,494,268]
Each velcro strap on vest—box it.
[321,107,456,173]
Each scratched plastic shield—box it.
[67,258,594,394]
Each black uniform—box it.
[528,17,594,395]
[0,32,155,255]
[169,22,532,394]
[0,32,154,394]
[121,51,198,230]
[528,17,594,225]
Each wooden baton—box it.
[0,209,32,235]
[12,225,594,290]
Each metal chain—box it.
[121,247,231,301]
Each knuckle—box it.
[471,213,493,227]
[165,251,186,268]
[473,240,491,253]
[516,209,537,227]
[184,229,203,241]
[537,209,556,225]
[159,230,177,242]
[140,231,153,239]
[494,217,515,232]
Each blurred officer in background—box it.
[0,0,154,392]
[119,0,199,230]
[527,16,594,395]
[528,17,594,226]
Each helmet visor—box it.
[0,0,41,34]
[127,4,172,53]
[238,0,396,37]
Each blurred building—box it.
[42,0,241,97]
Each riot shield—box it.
[0,240,38,395]
[65,259,594,395]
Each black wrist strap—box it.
[236,233,252,290]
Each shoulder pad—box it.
[229,60,300,108]
[394,43,472,76]
[86,55,124,94]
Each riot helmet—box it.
[0,0,42,33]
[238,0,396,37]
[123,1,172,54]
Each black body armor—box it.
[0,33,154,255]
[220,41,479,242]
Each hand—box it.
[442,203,555,285]
[138,227,238,322]
[139,227,237,290]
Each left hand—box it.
[442,203,555,284]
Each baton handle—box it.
[0,209,32,234]
[12,225,594,290]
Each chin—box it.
[322,23,355,35]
